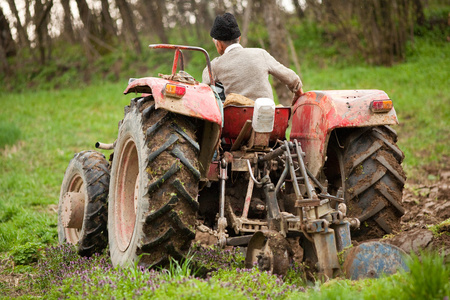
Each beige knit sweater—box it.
[202,46,302,100]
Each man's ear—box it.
[218,41,226,55]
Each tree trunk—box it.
[214,0,226,15]
[75,0,101,40]
[198,0,213,33]
[100,0,117,40]
[61,0,76,44]
[115,0,141,54]
[263,0,291,106]
[6,0,30,49]
[155,0,169,43]
[0,5,14,74]
[287,33,301,77]
[24,0,32,28]
[175,0,189,44]
[139,0,169,44]
[137,2,155,41]
[34,0,53,65]
[305,0,321,20]
[241,0,253,47]
[190,0,203,41]
[412,0,425,26]
[292,0,305,19]
[0,5,15,57]
[0,41,9,75]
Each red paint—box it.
[207,161,219,181]
[222,106,291,143]
[290,90,399,175]
[123,77,222,126]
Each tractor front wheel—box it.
[58,150,110,256]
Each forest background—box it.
[0,0,447,100]
[0,0,449,298]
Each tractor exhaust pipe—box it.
[95,141,115,150]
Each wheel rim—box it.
[65,175,85,244]
[115,137,139,251]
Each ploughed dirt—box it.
[382,156,450,261]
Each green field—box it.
[0,32,449,298]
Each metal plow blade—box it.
[245,230,292,276]
[343,241,408,280]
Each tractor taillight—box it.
[164,83,186,98]
[370,99,393,113]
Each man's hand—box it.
[291,87,304,106]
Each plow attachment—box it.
[245,230,292,275]
[343,241,408,280]
[245,231,408,280]
[242,139,408,280]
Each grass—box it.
[0,82,131,254]
[0,120,21,148]
[0,23,448,299]
[2,244,447,299]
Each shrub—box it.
[10,242,43,265]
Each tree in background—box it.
[61,0,76,44]
[6,0,30,49]
[100,0,117,44]
[263,0,292,105]
[316,0,419,66]
[34,0,53,65]
[115,0,141,54]
[76,0,102,60]
[139,0,169,44]
[0,0,438,88]
[0,5,15,74]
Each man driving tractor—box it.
[202,12,303,102]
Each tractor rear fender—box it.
[123,77,222,179]
[290,90,398,177]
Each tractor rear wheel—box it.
[58,150,110,256]
[343,126,406,239]
[108,97,200,268]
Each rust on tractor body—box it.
[290,90,398,176]
[124,77,221,126]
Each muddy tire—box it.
[343,126,406,239]
[58,151,110,256]
[108,97,200,268]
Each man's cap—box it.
[210,13,241,41]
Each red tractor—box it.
[58,45,407,279]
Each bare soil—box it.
[383,156,450,261]
[0,256,34,297]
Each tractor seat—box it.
[222,101,290,143]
